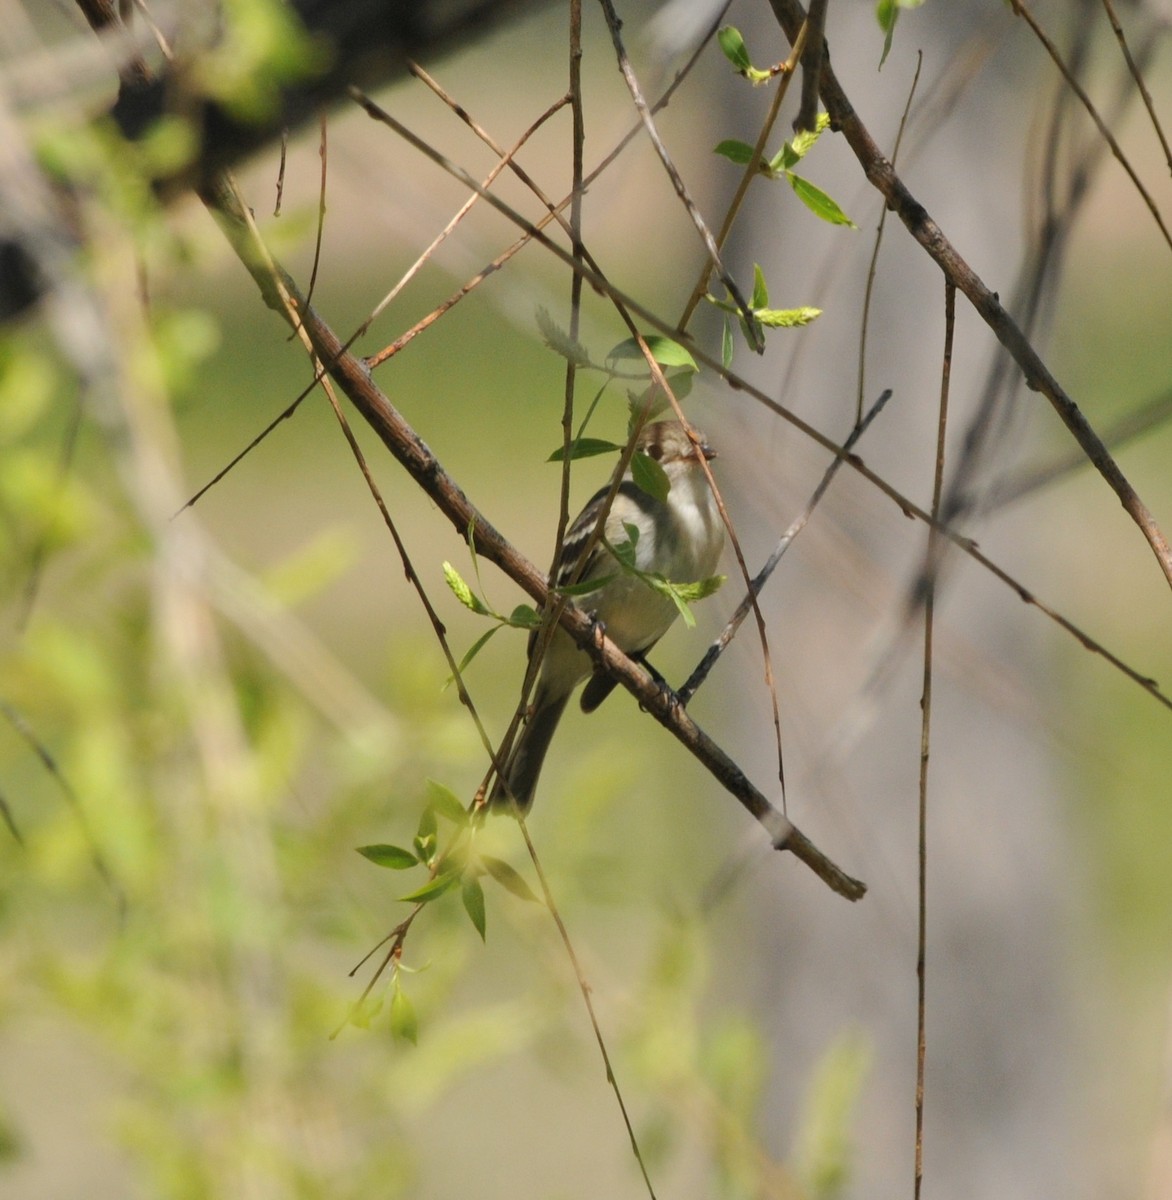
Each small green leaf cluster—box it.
[716,26,775,85]
[604,524,726,629]
[714,112,855,230]
[538,313,700,465]
[441,557,542,679]
[356,780,541,1041]
[709,264,822,370]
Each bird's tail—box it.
[489,688,570,813]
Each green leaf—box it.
[751,263,769,310]
[716,26,772,83]
[672,574,727,603]
[632,452,671,503]
[714,139,756,166]
[877,0,925,66]
[717,25,753,74]
[643,574,726,627]
[721,318,734,370]
[608,335,697,373]
[443,562,491,615]
[644,576,697,626]
[769,145,795,174]
[754,306,823,328]
[414,806,437,865]
[357,843,419,870]
[446,625,499,686]
[399,869,461,904]
[416,805,437,843]
[536,306,592,367]
[481,855,541,903]
[787,174,856,226]
[626,371,692,427]
[553,573,617,598]
[876,0,898,33]
[350,992,383,1029]
[462,877,487,941]
[547,437,623,462]
[390,980,418,1044]
[426,779,469,825]
[506,604,542,629]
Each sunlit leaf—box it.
[443,562,490,615]
[357,843,419,870]
[507,604,542,629]
[390,980,418,1044]
[426,779,468,825]
[788,112,831,161]
[716,25,772,83]
[717,25,752,74]
[788,174,856,226]
[751,263,769,310]
[481,855,541,903]
[547,437,623,462]
[554,573,616,597]
[445,626,499,686]
[876,0,925,66]
[632,452,671,502]
[672,574,726,603]
[754,306,823,328]
[462,877,486,941]
[399,869,461,904]
[714,139,756,165]
[608,335,697,373]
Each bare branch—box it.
[767,0,1172,592]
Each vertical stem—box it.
[916,279,955,1199]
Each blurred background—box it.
[2,0,1171,1197]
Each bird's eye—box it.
[646,443,663,460]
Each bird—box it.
[490,418,725,812]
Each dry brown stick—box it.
[1099,0,1172,176]
[915,279,955,1200]
[794,0,827,133]
[200,178,866,902]
[767,0,1172,593]
[595,0,761,349]
[1010,0,1171,248]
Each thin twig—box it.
[516,811,661,1198]
[0,698,124,912]
[915,279,954,1200]
[679,389,892,704]
[234,82,1172,717]
[363,86,572,366]
[677,22,807,331]
[595,0,762,349]
[857,51,921,424]
[767,0,1172,592]
[1099,0,1172,176]
[794,0,827,133]
[990,385,1172,510]
[1009,0,1172,251]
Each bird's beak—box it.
[700,440,717,461]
